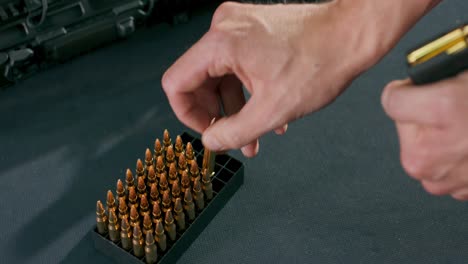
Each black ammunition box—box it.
[91,132,244,264]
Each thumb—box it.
[381,78,449,125]
[202,96,276,152]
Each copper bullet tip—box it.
[190,160,199,175]
[193,178,202,192]
[172,181,180,195]
[160,173,168,188]
[184,189,193,202]
[145,148,152,161]
[107,190,115,203]
[175,135,183,148]
[109,210,117,223]
[166,146,175,160]
[185,142,194,157]
[130,205,138,218]
[152,202,161,216]
[148,166,156,178]
[126,169,133,181]
[96,200,105,213]
[119,198,127,210]
[155,138,162,151]
[143,214,152,227]
[174,198,183,212]
[141,195,149,208]
[129,187,137,200]
[138,177,145,189]
[136,159,144,171]
[163,129,170,142]
[169,163,177,177]
[150,183,158,197]
[156,156,164,170]
[155,219,164,235]
[117,179,124,192]
[178,154,186,166]
[162,191,171,205]
[181,171,190,185]
[165,209,174,224]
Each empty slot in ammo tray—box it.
[91,132,244,264]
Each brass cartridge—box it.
[168,163,178,186]
[164,209,177,241]
[155,219,167,252]
[120,218,132,251]
[173,198,186,231]
[185,142,195,164]
[108,210,120,243]
[96,200,108,235]
[183,189,196,221]
[149,183,160,206]
[132,225,145,258]
[193,178,204,211]
[145,232,158,264]
[174,135,184,160]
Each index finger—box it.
[161,32,230,132]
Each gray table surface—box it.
[1,1,468,263]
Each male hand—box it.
[162,1,371,157]
[382,71,468,200]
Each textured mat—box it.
[0,1,467,263]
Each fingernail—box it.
[452,188,468,197]
[202,134,223,151]
[241,141,259,158]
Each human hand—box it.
[162,1,370,157]
[381,71,468,200]
[162,1,436,157]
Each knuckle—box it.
[161,72,176,95]
[211,2,237,26]
[400,148,432,180]
[205,31,237,75]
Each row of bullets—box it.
[95,129,216,263]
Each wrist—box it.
[322,0,440,76]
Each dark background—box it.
[1,1,468,263]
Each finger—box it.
[162,32,229,94]
[218,74,259,157]
[420,159,468,196]
[381,78,454,126]
[274,124,288,135]
[451,188,468,201]
[202,94,279,151]
[167,88,220,133]
[396,122,455,181]
[162,32,232,133]
[241,140,259,158]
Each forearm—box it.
[325,0,442,75]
